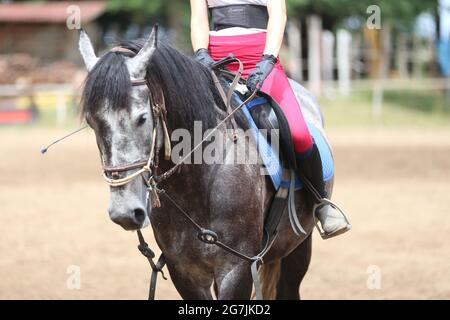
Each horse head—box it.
[79,27,159,231]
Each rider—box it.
[190,0,351,238]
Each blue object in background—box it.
[437,40,450,77]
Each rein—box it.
[101,47,272,300]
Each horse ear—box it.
[127,24,158,78]
[79,29,99,72]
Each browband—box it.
[109,47,146,86]
[110,46,136,55]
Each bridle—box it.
[101,76,167,207]
[101,47,171,207]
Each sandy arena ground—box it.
[1,127,449,299]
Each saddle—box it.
[211,55,335,239]
[243,91,334,190]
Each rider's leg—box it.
[296,144,351,237]
[261,65,350,239]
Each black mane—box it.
[82,39,246,131]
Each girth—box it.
[210,4,269,31]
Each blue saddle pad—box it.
[243,96,334,191]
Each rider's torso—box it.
[207,0,268,36]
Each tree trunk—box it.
[307,15,322,96]
[322,30,334,97]
[287,20,303,82]
[337,29,352,96]
[372,23,391,119]
[396,33,409,78]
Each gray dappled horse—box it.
[79,28,333,300]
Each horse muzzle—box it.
[109,206,150,230]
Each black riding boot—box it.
[295,142,326,205]
[295,141,351,239]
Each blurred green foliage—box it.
[103,0,439,50]
[106,0,437,29]
[107,0,189,25]
[286,0,436,20]
[106,0,190,49]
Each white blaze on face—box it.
[100,92,152,168]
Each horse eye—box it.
[137,114,148,126]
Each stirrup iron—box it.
[313,198,351,240]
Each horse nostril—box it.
[134,208,146,224]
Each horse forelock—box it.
[81,51,132,119]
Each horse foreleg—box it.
[166,262,214,300]
[215,264,253,300]
[276,234,312,300]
